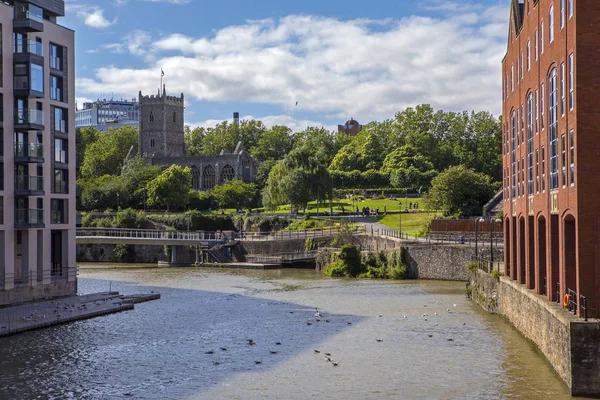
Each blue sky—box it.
[64,0,509,131]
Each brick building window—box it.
[511,65,514,92]
[534,30,538,61]
[540,21,544,54]
[541,83,545,130]
[526,41,530,71]
[560,0,565,29]
[521,104,525,144]
[549,6,554,43]
[569,130,575,186]
[560,62,565,116]
[549,68,559,190]
[541,146,546,192]
[535,149,540,193]
[535,89,539,133]
[561,134,566,187]
[527,93,534,195]
[568,0,573,18]
[569,53,574,110]
[511,110,516,198]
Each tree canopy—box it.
[146,165,192,211]
[80,126,138,179]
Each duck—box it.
[247,339,255,346]
[314,349,321,354]
[332,362,339,367]
[314,307,323,318]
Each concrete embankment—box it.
[469,270,600,396]
[0,292,160,337]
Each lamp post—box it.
[490,218,502,272]
[398,202,403,239]
[474,217,484,264]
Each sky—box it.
[64,0,510,132]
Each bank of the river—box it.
[0,266,580,399]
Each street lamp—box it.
[490,218,502,272]
[398,202,403,239]
[474,217,485,265]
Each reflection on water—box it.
[0,266,581,399]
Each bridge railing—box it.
[76,228,225,241]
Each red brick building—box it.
[502,0,600,313]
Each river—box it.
[0,265,581,400]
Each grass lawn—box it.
[374,211,442,233]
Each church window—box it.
[150,112,155,122]
[173,112,176,123]
[191,166,200,190]
[242,158,251,183]
[220,165,235,183]
[150,138,155,148]
[203,165,215,190]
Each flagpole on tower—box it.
[160,68,164,95]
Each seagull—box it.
[315,307,323,318]
[379,314,383,317]
[220,347,227,351]
[289,311,294,314]
[434,312,438,316]
[247,339,255,346]
[295,101,298,106]
[270,351,278,354]
[205,350,214,354]
[376,339,383,342]
[403,315,407,318]
[255,361,262,365]
[324,357,332,362]
[307,322,312,326]
[428,334,433,338]
[324,352,331,356]
[447,308,450,312]
[332,362,339,366]
[453,304,457,307]
[275,342,282,346]
[347,322,352,325]
[314,350,321,354]
[447,338,454,342]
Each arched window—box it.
[173,112,176,123]
[149,111,155,122]
[220,164,235,183]
[203,165,215,190]
[242,157,251,182]
[191,166,200,190]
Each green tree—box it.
[251,125,293,162]
[79,175,128,210]
[184,126,206,156]
[146,165,192,211]
[329,144,363,172]
[427,165,496,218]
[76,127,100,176]
[121,155,162,208]
[262,161,288,210]
[292,127,337,164]
[211,179,257,209]
[80,126,138,179]
[201,119,266,155]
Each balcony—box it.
[15,209,44,229]
[14,76,44,98]
[15,142,44,163]
[13,3,44,32]
[15,175,44,196]
[14,109,44,131]
[14,39,44,65]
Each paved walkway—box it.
[0,292,160,337]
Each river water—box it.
[0,266,581,400]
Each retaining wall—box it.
[0,281,77,307]
[469,270,600,396]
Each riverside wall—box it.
[469,270,600,396]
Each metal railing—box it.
[15,108,44,125]
[246,251,319,265]
[15,142,43,159]
[76,228,226,241]
[15,209,43,225]
[556,282,561,303]
[15,175,43,192]
[579,295,600,321]
[14,3,44,23]
[566,288,578,314]
[14,39,43,56]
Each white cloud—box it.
[78,7,510,120]
[187,114,336,133]
[86,30,154,60]
[69,5,115,28]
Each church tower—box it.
[139,85,186,159]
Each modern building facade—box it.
[75,98,139,131]
[138,87,258,190]
[502,0,597,313]
[0,0,76,305]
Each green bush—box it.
[323,260,347,277]
[339,244,365,277]
[115,208,145,229]
[466,261,479,272]
[492,270,503,280]
[114,244,131,262]
[388,264,408,279]
[189,191,213,210]
[147,212,235,231]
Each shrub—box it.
[115,208,145,229]
[339,244,365,277]
[466,261,479,272]
[388,264,408,279]
[323,260,347,277]
[114,244,131,262]
[492,270,503,280]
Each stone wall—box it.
[469,270,600,396]
[77,244,166,264]
[0,281,76,307]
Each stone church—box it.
[138,86,258,191]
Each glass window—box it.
[560,63,565,116]
[527,41,530,71]
[540,21,544,54]
[549,69,559,190]
[541,146,546,192]
[561,134,566,187]
[569,130,575,186]
[560,0,565,29]
[527,93,534,195]
[50,75,63,101]
[569,53,574,111]
[30,63,44,93]
[536,149,540,193]
[54,138,67,163]
[541,83,545,130]
[549,6,554,43]
[534,30,538,60]
[511,110,516,198]
[50,44,63,71]
[54,169,68,194]
[568,0,573,18]
[51,199,67,224]
[54,107,67,132]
